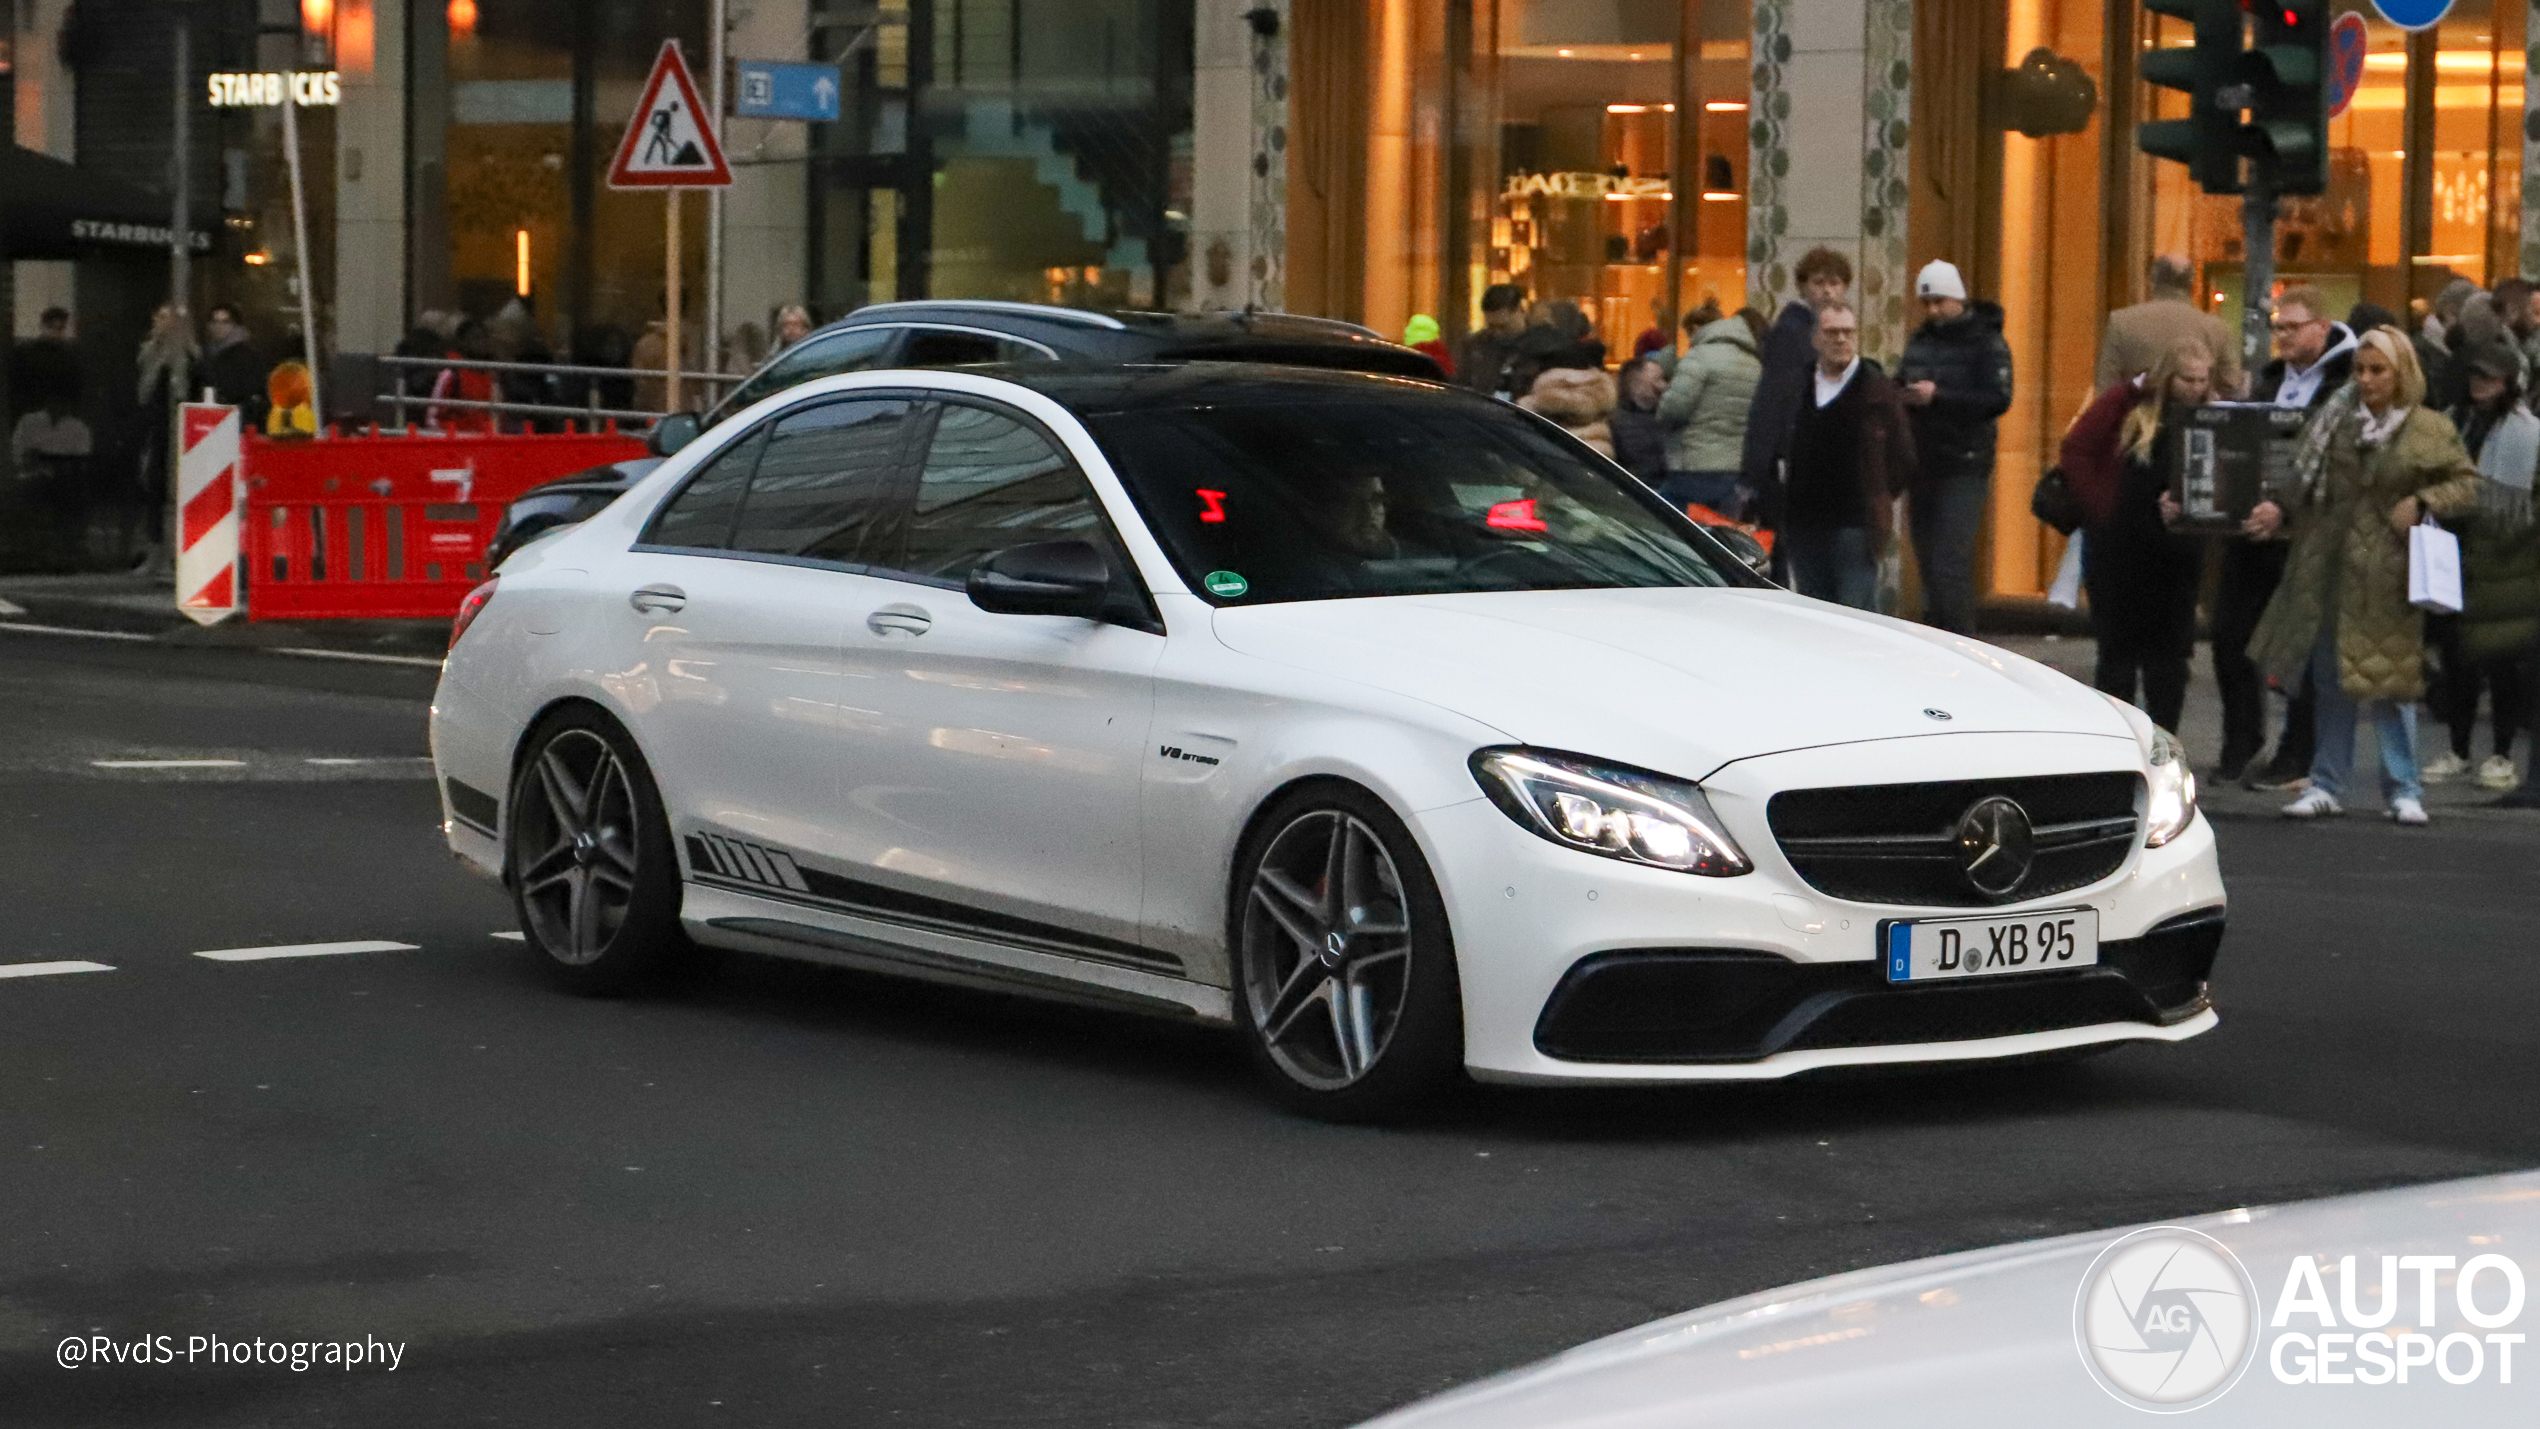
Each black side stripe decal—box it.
[681,833,1177,973]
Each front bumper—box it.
[1415,732,2227,1084]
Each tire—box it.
[1229,782,1465,1122]
[506,708,692,995]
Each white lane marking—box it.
[193,940,420,962]
[0,621,154,643]
[92,758,250,770]
[0,598,25,616]
[272,647,445,669]
[491,931,526,943]
[304,757,432,766]
[0,960,115,979]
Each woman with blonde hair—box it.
[2057,338,2216,734]
[2246,325,2483,824]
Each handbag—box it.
[2030,464,2085,534]
[2408,514,2463,614]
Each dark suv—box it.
[487,302,1443,568]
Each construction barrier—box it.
[177,404,245,625]
[242,427,648,620]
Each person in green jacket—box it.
[1655,311,1763,518]
[2246,326,2485,825]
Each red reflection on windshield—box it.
[1196,488,1228,523]
[1485,498,1548,532]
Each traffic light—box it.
[2138,0,2244,194]
[2246,2,2328,195]
[2136,0,2329,197]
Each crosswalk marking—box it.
[193,940,420,963]
[0,960,115,979]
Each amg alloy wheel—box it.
[1233,785,1462,1119]
[507,711,689,992]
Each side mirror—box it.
[1706,526,1772,580]
[966,540,1113,619]
[647,412,700,457]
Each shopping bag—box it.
[2408,515,2463,613]
[2047,531,2086,610]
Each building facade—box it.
[11,0,2538,606]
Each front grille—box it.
[1766,772,2142,907]
[1532,909,2223,1064]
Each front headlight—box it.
[2144,727,2198,848]
[1471,748,1752,876]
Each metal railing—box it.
[372,355,747,431]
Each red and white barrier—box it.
[177,404,243,625]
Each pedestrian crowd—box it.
[1425,246,2534,821]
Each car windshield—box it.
[1086,393,1751,605]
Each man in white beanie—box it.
[1895,258,2013,635]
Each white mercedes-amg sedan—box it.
[430,363,2224,1119]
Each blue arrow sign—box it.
[2370,0,2454,31]
[733,61,841,122]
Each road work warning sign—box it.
[607,41,732,189]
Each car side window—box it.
[717,327,898,417]
[900,328,1002,367]
[727,398,917,564]
[873,402,1106,584]
[643,427,765,549]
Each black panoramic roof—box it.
[819,301,1441,379]
[977,360,1472,418]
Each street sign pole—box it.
[666,187,682,413]
[280,73,324,422]
[2242,182,2276,379]
[606,41,734,418]
[706,0,726,383]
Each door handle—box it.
[629,584,687,615]
[866,603,932,638]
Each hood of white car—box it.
[1211,588,2133,776]
[1362,1170,2540,1429]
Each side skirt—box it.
[680,882,1234,1026]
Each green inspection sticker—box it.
[1203,570,1250,599]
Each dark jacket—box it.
[1894,300,2013,491]
[1456,327,1524,398]
[8,335,82,415]
[2059,378,2148,530]
[200,334,271,428]
[1608,401,1668,485]
[1739,300,1817,492]
[1779,359,1916,544]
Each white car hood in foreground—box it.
[1213,588,2132,775]
[1361,1170,2540,1427]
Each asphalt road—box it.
[2,628,2534,1427]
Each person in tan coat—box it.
[1519,365,1618,459]
[2246,326,2484,824]
[2098,254,2245,394]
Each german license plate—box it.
[1882,909,2098,984]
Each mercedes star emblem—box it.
[1954,796,2035,898]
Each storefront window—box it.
[439,0,710,364]
[809,0,1192,315]
[1486,0,1747,358]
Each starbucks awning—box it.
[2,145,213,260]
